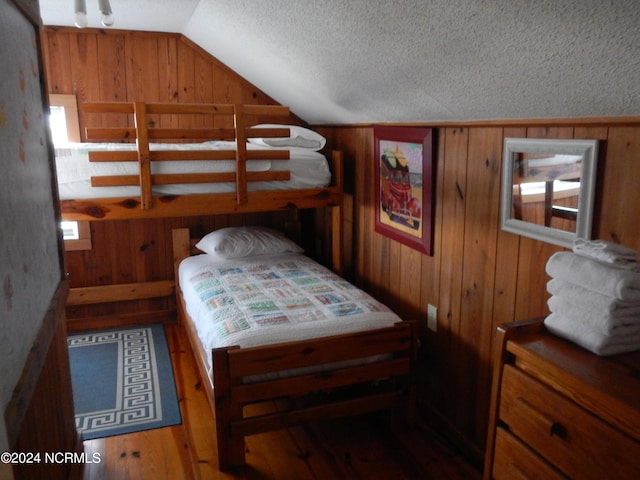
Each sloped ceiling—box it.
[39,0,640,124]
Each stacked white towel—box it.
[544,240,640,356]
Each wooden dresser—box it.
[483,319,640,479]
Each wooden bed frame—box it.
[171,227,417,470]
[59,101,345,321]
[58,101,343,222]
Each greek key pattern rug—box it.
[67,324,181,440]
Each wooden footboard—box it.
[172,228,417,470]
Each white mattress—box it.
[178,252,402,375]
[55,141,331,199]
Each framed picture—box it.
[374,126,434,255]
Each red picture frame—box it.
[374,126,434,255]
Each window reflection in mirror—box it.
[501,138,598,248]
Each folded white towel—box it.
[544,313,640,356]
[547,295,640,336]
[547,278,640,319]
[545,252,640,301]
[573,239,637,266]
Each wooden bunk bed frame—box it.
[171,227,417,470]
[58,101,343,222]
[60,102,345,323]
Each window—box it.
[49,94,91,251]
[60,220,92,251]
[48,93,81,143]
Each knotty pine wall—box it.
[42,26,640,466]
[315,123,640,464]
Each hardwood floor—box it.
[78,323,481,479]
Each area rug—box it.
[67,324,181,440]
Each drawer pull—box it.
[514,397,567,439]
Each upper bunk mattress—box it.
[55,141,331,199]
[178,252,402,372]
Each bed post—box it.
[211,346,245,470]
[330,150,344,275]
[172,228,191,324]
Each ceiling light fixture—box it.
[74,0,114,28]
[98,0,114,27]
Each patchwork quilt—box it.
[178,253,402,368]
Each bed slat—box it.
[88,149,289,163]
[147,127,235,140]
[91,171,292,187]
[85,127,136,141]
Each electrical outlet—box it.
[427,304,437,332]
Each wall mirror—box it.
[500,137,598,248]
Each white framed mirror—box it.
[500,137,598,248]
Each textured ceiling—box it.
[39,0,640,124]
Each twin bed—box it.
[58,100,416,469]
[172,226,416,469]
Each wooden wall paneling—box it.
[353,128,370,286]
[432,127,469,420]
[491,127,526,306]
[367,129,394,302]
[69,31,100,136]
[176,38,196,128]
[415,127,444,406]
[316,120,640,465]
[489,126,525,410]
[194,50,214,131]
[42,29,72,94]
[457,127,503,447]
[130,219,155,314]
[97,32,126,102]
[128,33,161,102]
[597,127,640,249]
[157,36,180,132]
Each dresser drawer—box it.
[492,427,566,480]
[500,364,640,479]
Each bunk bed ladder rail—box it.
[83,101,293,210]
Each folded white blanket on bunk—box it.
[547,278,640,318]
[547,295,640,336]
[545,252,640,301]
[573,239,637,266]
[544,313,640,356]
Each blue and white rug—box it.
[67,324,181,440]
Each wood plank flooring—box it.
[78,323,481,479]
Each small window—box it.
[61,221,79,240]
[48,93,81,143]
[61,221,92,251]
[49,95,90,251]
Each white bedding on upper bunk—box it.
[178,252,402,373]
[55,141,331,199]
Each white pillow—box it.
[248,124,326,151]
[195,226,303,258]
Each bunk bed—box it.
[57,101,343,221]
[171,226,417,470]
[59,101,346,315]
